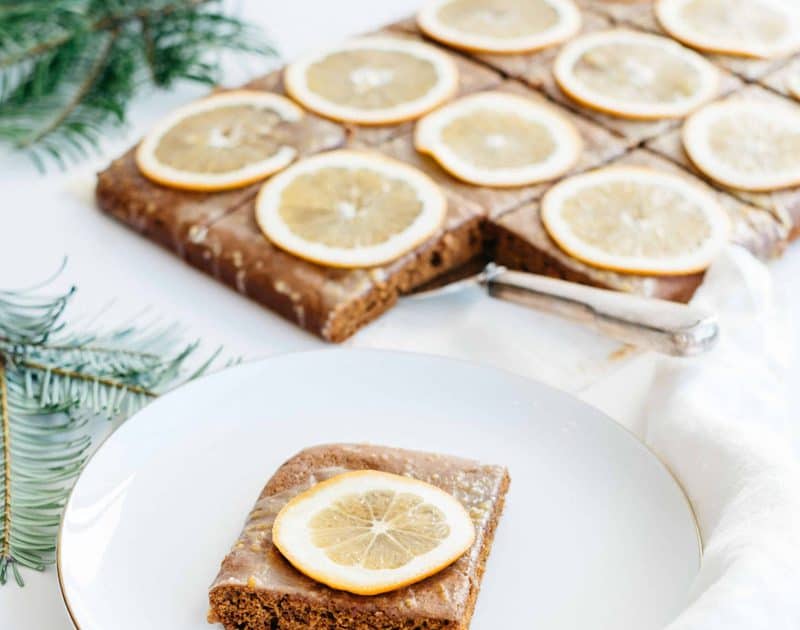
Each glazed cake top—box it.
[210,443,509,622]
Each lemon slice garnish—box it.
[255,150,447,268]
[656,0,800,59]
[542,167,730,275]
[135,91,303,191]
[417,0,581,54]
[272,470,476,596]
[415,91,583,187]
[554,30,720,120]
[683,99,800,192]
[284,37,459,125]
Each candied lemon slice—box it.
[656,0,800,59]
[284,37,458,125]
[541,167,729,275]
[554,30,720,120]
[683,100,800,192]
[272,470,476,595]
[417,0,581,54]
[415,91,582,187]
[135,91,304,191]
[255,150,447,268]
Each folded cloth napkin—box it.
[640,246,800,630]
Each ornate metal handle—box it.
[481,265,719,357]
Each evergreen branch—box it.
[0,358,14,584]
[0,0,275,168]
[0,265,226,586]
[0,340,159,360]
[18,29,117,148]
[0,1,209,69]
[15,359,158,398]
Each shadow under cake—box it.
[208,444,510,630]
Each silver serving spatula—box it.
[409,263,719,357]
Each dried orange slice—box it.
[656,0,800,59]
[541,167,729,275]
[272,470,476,596]
[417,0,581,54]
[136,91,303,191]
[255,150,447,268]
[683,100,800,192]
[554,30,720,120]
[284,37,458,125]
[415,91,582,187]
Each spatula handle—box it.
[483,266,718,357]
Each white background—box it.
[1,1,798,628]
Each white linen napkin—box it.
[640,246,800,630]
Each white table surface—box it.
[2,2,799,628]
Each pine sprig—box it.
[0,269,225,586]
[0,0,274,169]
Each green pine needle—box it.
[0,0,275,169]
[0,266,226,586]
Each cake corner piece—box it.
[208,443,510,630]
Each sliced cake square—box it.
[208,444,510,630]
[179,182,485,342]
[646,85,799,241]
[96,70,346,251]
[580,0,793,81]
[490,148,788,303]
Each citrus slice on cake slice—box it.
[415,91,583,187]
[683,100,800,192]
[553,30,720,120]
[541,167,729,275]
[136,91,304,191]
[255,150,447,268]
[417,0,581,54]
[656,0,800,59]
[272,470,476,595]
[284,37,458,125]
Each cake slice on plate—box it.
[208,443,510,629]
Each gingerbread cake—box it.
[96,6,798,342]
[208,444,510,630]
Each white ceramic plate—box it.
[58,350,700,630]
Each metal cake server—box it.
[409,263,719,357]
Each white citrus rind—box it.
[417,0,582,54]
[683,100,800,192]
[542,167,730,275]
[284,37,459,125]
[415,91,583,187]
[273,471,475,595]
[656,0,800,59]
[136,91,303,191]
[255,151,447,268]
[554,30,720,120]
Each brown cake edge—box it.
[208,456,510,630]
[453,469,510,629]
[488,217,704,303]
